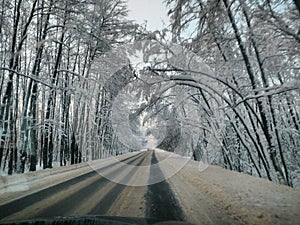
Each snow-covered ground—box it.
[157,150,300,225]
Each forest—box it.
[0,0,299,188]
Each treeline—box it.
[162,0,300,186]
[0,0,137,174]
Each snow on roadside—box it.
[156,150,300,225]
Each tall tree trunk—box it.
[223,0,286,185]
[24,0,53,171]
[209,22,271,180]
[0,0,22,174]
[241,0,290,185]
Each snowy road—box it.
[1,150,300,225]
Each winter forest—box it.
[0,0,299,188]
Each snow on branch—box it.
[235,80,300,106]
[0,67,52,88]
[1,67,77,92]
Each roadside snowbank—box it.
[156,150,300,225]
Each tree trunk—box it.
[223,0,286,185]
[241,0,290,185]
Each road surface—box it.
[0,150,300,225]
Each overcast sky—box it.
[127,0,170,31]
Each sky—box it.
[127,0,170,31]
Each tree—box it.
[149,0,300,186]
[0,0,136,174]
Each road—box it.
[0,150,300,225]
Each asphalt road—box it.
[0,151,188,224]
[1,150,299,225]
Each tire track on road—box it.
[107,151,152,218]
[88,151,150,215]
[146,150,186,221]
[34,151,149,218]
